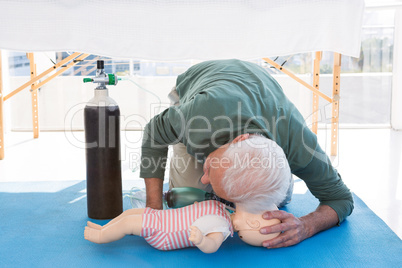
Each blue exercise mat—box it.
[1,181,401,268]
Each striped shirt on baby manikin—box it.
[140,200,233,251]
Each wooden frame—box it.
[331,53,341,156]
[3,52,89,101]
[27,53,39,138]
[0,51,89,159]
[263,52,341,156]
[312,52,322,134]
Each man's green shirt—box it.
[140,59,353,223]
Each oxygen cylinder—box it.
[83,60,122,219]
[163,187,235,209]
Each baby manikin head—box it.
[231,203,281,247]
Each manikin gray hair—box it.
[221,135,291,214]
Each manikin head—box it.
[201,134,292,213]
[231,203,281,246]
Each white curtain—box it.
[0,0,364,60]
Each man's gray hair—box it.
[221,135,291,214]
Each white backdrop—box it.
[0,0,364,60]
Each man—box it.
[140,59,353,248]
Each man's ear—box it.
[232,134,250,144]
[246,219,261,229]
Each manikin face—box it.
[231,206,281,247]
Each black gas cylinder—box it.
[83,61,122,219]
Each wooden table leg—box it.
[331,53,341,156]
[27,53,39,138]
[312,52,322,134]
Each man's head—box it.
[201,134,291,213]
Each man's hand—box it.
[259,210,309,248]
[259,205,339,248]
[144,178,163,210]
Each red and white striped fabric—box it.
[140,200,233,251]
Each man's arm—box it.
[260,153,353,248]
[260,204,338,248]
[285,109,354,223]
[140,107,184,209]
[145,178,164,210]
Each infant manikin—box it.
[84,200,280,253]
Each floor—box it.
[0,128,401,239]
